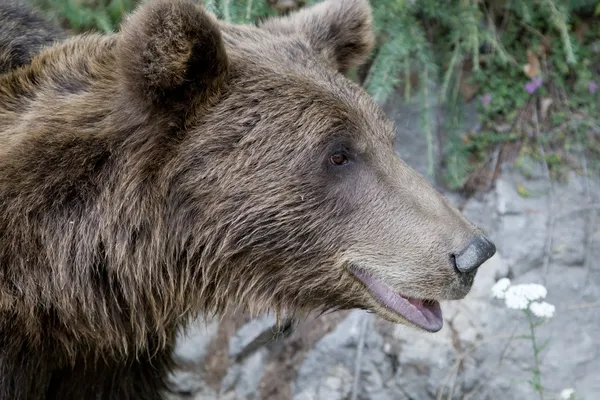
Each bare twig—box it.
[507,94,534,134]
[437,332,519,400]
[499,0,512,32]
[584,211,598,283]
[498,323,521,365]
[463,381,486,400]
[350,314,370,400]
[442,360,460,400]
[564,301,600,311]
[233,316,296,363]
[555,83,597,281]
[533,106,555,282]
[555,204,600,219]
[517,19,547,41]
[526,310,545,400]
[485,145,503,192]
[581,149,591,201]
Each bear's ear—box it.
[116,0,228,111]
[260,0,374,74]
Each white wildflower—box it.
[491,278,511,299]
[520,283,548,301]
[529,301,555,319]
[504,286,530,310]
[560,388,575,399]
[503,283,548,310]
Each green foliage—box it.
[29,0,600,191]
[207,0,279,24]
[31,0,280,32]
[31,0,136,32]
[365,0,600,190]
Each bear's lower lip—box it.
[350,268,443,332]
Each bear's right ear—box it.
[259,0,374,75]
[116,0,228,111]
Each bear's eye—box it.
[329,152,348,166]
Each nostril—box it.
[449,253,459,273]
[453,236,496,273]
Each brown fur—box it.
[0,0,493,398]
[0,0,67,74]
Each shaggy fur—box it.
[0,0,494,398]
[0,0,67,74]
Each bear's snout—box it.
[452,235,496,274]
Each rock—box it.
[220,350,268,400]
[384,86,481,183]
[550,213,586,266]
[293,311,389,400]
[292,311,359,400]
[309,365,353,400]
[167,371,217,399]
[168,316,220,397]
[492,171,550,276]
[220,314,277,399]
[173,316,220,366]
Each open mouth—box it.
[350,268,443,332]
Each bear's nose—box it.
[452,236,496,273]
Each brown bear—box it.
[0,0,496,398]
[0,0,66,74]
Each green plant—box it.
[30,0,600,191]
[364,0,599,189]
[31,0,282,32]
[31,0,136,32]
[490,278,579,400]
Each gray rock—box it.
[167,371,217,399]
[384,86,481,183]
[173,316,220,366]
[293,311,387,400]
[220,314,277,399]
[220,350,267,400]
[168,316,220,397]
[493,172,550,276]
[550,213,586,266]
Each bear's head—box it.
[110,0,496,333]
[1,0,496,336]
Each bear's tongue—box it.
[351,269,443,332]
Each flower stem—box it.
[526,309,544,400]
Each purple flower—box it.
[589,81,598,94]
[525,77,543,94]
[480,92,492,107]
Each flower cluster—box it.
[560,388,575,400]
[529,301,555,319]
[491,278,555,318]
[491,277,511,299]
[525,77,543,94]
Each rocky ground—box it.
[166,95,600,400]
